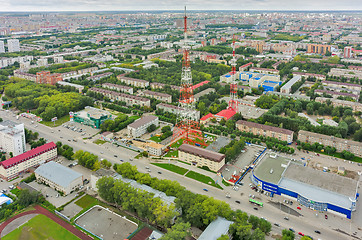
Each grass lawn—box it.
[41,115,70,127]
[149,135,161,142]
[185,171,223,189]
[170,139,184,149]
[152,163,188,175]
[2,214,80,240]
[319,151,362,163]
[10,188,21,196]
[164,150,178,158]
[93,139,107,145]
[74,194,99,209]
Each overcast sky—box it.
[0,0,361,12]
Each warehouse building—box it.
[251,154,358,219]
[35,161,83,195]
[0,142,57,181]
[72,106,112,129]
[178,144,225,172]
[127,115,159,138]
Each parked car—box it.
[289,228,295,233]
[314,230,321,234]
[253,207,258,210]
[298,232,304,236]
[203,188,208,192]
[325,214,328,219]
[235,200,240,204]
[157,171,162,174]
[297,206,301,210]
[284,217,289,220]
[274,223,280,227]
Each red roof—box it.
[240,62,253,69]
[215,108,236,120]
[191,81,210,90]
[200,113,214,121]
[353,48,362,53]
[0,142,56,169]
[131,227,152,240]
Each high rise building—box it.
[0,120,26,156]
[344,46,353,59]
[7,39,20,52]
[0,41,5,53]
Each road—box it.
[0,109,358,240]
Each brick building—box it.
[36,71,63,85]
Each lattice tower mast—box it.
[229,35,238,111]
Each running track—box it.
[0,205,93,240]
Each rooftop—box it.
[198,217,233,240]
[280,75,302,90]
[128,115,158,129]
[179,144,225,163]
[215,108,236,120]
[0,142,56,169]
[236,120,294,136]
[75,106,111,120]
[254,154,291,184]
[35,161,83,188]
[205,137,230,153]
[102,82,132,90]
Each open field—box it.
[74,194,99,209]
[152,163,188,175]
[185,171,223,189]
[41,115,70,127]
[2,214,80,240]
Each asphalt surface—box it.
[0,109,358,240]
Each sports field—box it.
[2,214,80,240]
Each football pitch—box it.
[2,214,80,240]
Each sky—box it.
[0,0,361,12]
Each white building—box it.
[0,121,26,156]
[147,142,165,156]
[35,161,83,195]
[7,39,20,52]
[37,58,48,67]
[0,142,57,181]
[127,115,159,138]
[0,41,5,53]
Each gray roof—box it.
[198,217,233,240]
[128,115,158,129]
[280,75,302,91]
[205,137,230,153]
[179,144,225,163]
[35,161,83,188]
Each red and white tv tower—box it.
[172,6,206,146]
[228,35,238,112]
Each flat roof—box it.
[280,75,302,90]
[198,217,233,240]
[0,142,56,169]
[215,108,236,120]
[35,161,83,188]
[128,115,158,129]
[205,136,230,153]
[253,155,290,184]
[179,144,225,163]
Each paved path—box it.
[0,205,93,240]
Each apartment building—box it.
[298,130,362,157]
[328,68,362,80]
[236,120,294,144]
[7,39,20,52]
[117,76,149,88]
[147,142,165,156]
[292,72,326,80]
[156,103,200,121]
[14,70,36,82]
[314,89,359,101]
[36,71,63,85]
[178,144,225,172]
[102,82,133,94]
[35,161,83,195]
[307,44,331,55]
[322,80,361,92]
[0,142,57,181]
[315,97,362,112]
[280,75,302,94]
[249,67,279,75]
[0,121,26,157]
[194,88,215,101]
[0,41,4,53]
[150,82,181,91]
[56,81,84,93]
[87,72,113,82]
[127,115,159,137]
[140,90,172,103]
[89,88,150,107]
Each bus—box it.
[249,198,263,207]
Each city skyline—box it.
[0,0,361,12]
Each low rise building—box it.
[117,76,149,88]
[56,81,84,93]
[102,82,133,94]
[150,82,181,91]
[156,103,200,121]
[315,97,362,112]
[35,161,83,195]
[140,90,172,103]
[194,88,215,101]
[0,121,26,157]
[72,106,112,129]
[36,71,63,85]
[147,142,165,156]
[89,88,151,107]
[280,75,302,94]
[0,142,57,181]
[328,68,362,80]
[249,67,279,75]
[314,89,359,101]
[236,120,294,143]
[178,144,225,172]
[127,115,159,138]
[87,72,113,82]
[298,130,362,157]
[198,217,233,240]
[292,72,326,80]
[13,70,36,82]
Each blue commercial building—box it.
[251,154,358,219]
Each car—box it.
[147,169,151,172]
[274,223,280,227]
[297,206,301,210]
[253,207,258,210]
[157,171,162,174]
[203,188,208,192]
[145,166,150,169]
[100,151,104,154]
[1,189,6,193]
[235,200,240,204]
[68,139,71,142]
[261,217,267,221]
[284,217,289,220]
[60,136,63,138]
[114,155,117,158]
[289,228,295,233]
[298,232,304,236]
[120,159,124,162]
[8,185,14,189]
[314,230,321,234]
[68,164,73,168]
[325,214,328,219]
[56,194,59,198]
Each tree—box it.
[147,124,157,133]
[161,126,171,133]
[159,222,191,240]
[281,229,295,240]
[251,228,265,240]
[217,235,229,240]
